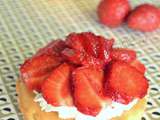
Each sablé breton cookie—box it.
[16,32,148,120]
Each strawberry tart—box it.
[16,32,149,120]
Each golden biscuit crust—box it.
[16,80,146,120]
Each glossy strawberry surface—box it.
[104,61,148,104]
[98,0,131,27]
[20,40,66,92]
[42,63,73,106]
[130,60,146,74]
[72,66,104,116]
[20,32,149,116]
[64,32,114,67]
[111,48,136,62]
[127,4,160,32]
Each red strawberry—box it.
[111,48,136,62]
[36,40,66,58]
[98,0,131,27]
[66,32,100,55]
[66,33,85,52]
[81,32,99,57]
[42,63,73,106]
[127,4,160,32]
[62,48,105,67]
[20,40,65,92]
[72,66,104,116]
[81,55,104,68]
[64,32,114,67]
[104,61,148,104]
[130,60,146,74]
[61,48,85,65]
[20,54,61,92]
[97,37,114,64]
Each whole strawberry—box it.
[127,4,160,32]
[97,0,131,27]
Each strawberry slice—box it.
[97,36,114,64]
[104,61,148,104]
[42,63,73,106]
[111,48,137,62]
[20,40,66,92]
[66,32,100,56]
[81,55,104,68]
[66,33,85,52]
[36,40,66,58]
[130,60,146,74]
[72,66,104,116]
[61,48,85,65]
[81,32,99,57]
[20,54,61,92]
[62,48,104,67]
[64,32,114,67]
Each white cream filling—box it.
[34,93,138,120]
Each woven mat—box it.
[0,0,160,120]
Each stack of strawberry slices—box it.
[20,32,148,117]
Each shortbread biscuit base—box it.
[16,80,146,120]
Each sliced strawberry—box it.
[22,72,51,93]
[130,60,146,74]
[42,63,73,106]
[66,32,100,56]
[81,32,99,57]
[20,40,65,92]
[97,37,114,64]
[104,61,148,104]
[66,33,85,52]
[36,40,66,58]
[72,66,104,116]
[62,48,105,68]
[81,55,104,68]
[111,48,136,62]
[64,32,114,67]
[20,54,61,92]
[82,37,114,66]
[61,48,85,65]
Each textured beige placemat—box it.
[0,0,160,120]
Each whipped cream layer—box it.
[34,93,138,120]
